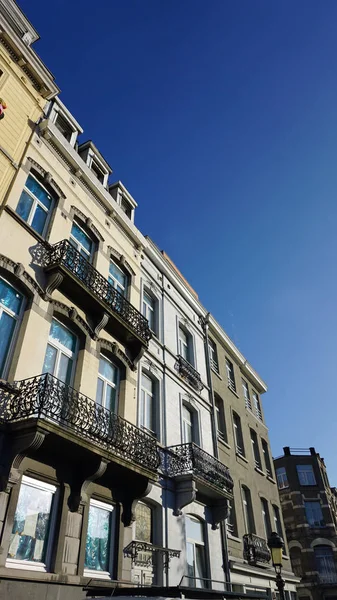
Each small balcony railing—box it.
[164,442,233,495]
[243,534,271,564]
[123,541,181,570]
[44,240,151,345]
[175,355,204,392]
[0,374,159,474]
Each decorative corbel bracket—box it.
[57,457,108,512]
[111,479,152,527]
[210,498,230,530]
[173,474,197,516]
[44,271,64,299]
[93,312,109,340]
[0,429,46,492]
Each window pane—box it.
[0,311,16,376]
[109,262,126,287]
[85,504,111,571]
[8,481,54,563]
[0,279,23,314]
[186,541,195,581]
[105,384,116,413]
[70,222,92,254]
[143,291,154,310]
[186,516,204,543]
[16,190,33,222]
[58,353,73,385]
[96,378,104,405]
[31,204,48,235]
[297,464,316,486]
[49,320,77,352]
[142,374,153,393]
[99,356,117,383]
[25,175,52,209]
[42,344,57,377]
[135,503,152,542]
[195,545,207,588]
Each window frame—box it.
[233,411,245,457]
[69,219,95,263]
[96,354,120,413]
[108,260,128,296]
[226,358,236,392]
[252,391,263,421]
[140,372,157,438]
[142,288,156,334]
[208,339,219,374]
[304,501,324,527]
[43,318,78,386]
[16,172,54,237]
[242,486,255,534]
[185,515,208,588]
[276,466,289,489]
[242,379,252,411]
[261,497,271,539]
[214,395,227,443]
[53,111,75,142]
[250,429,262,470]
[296,464,317,486]
[6,475,57,572]
[0,276,26,379]
[178,324,193,365]
[226,498,238,537]
[272,505,283,539]
[84,498,115,579]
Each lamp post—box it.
[268,532,285,600]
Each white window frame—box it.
[252,391,263,420]
[44,318,78,386]
[109,260,127,296]
[261,498,271,539]
[185,515,207,588]
[242,486,254,534]
[69,220,95,262]
[84,498,115,580]
[182,404,194,444]
[226,359,236,391]
[6,475,57,572]
[0,276,25,379]
[262,439,272,477]
[208,339,219,374]
[297,464,317,486]
[178,325,190,362]
[97,354,119,412]
[250,429,262,469]
[273,505,283,538]
[242,379,252,411]
[276,467,289,489]
[233,412,244,456]
[17,173,54,237]
[142,289,156,333]
[140,372,155,436]
[53,111,76,143]
[215,396,226,442]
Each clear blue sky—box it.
[19,1,337,482]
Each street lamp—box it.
[268,532,285,600]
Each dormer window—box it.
[90,159,105,184]
[121,197,132,219]
[54,113,74,142]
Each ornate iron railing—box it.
[0,374,159,473]
[163,443,233,494]
[175,355,204,392]
[123,541,180,569]
[44,240,151,344]
[243,534,271,564]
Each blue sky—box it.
[20,1,337,481]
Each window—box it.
[16,173,53,236]
[96,355,119,413]
[7,476,56,570]
[84,499,114,574]
[215,395,227,442]
[226,359,236,391]
[233,412,245,456]
[305,501,324,527]
[121,197,132,219]
[179,325,192,364]
[297,464,316,486]
[276,467,289,489]
[0,277,24,378]
[208,339,219,373]
[261,498,271,539]
[262,439,272,477]
[185,515,207,588]
[290,547,302,578]
[250,429,262,469]
[90,159,105,184]
[314,546,337,582]
[242,379,252,410]
[69,220,94,262]
[227,499,237,537]
[108,261,127,296]
[252,391,263,420]
[242,486,255,534]
[182,405,194,444]
[142,290,156,333]
[140,373,155,436]
[54,112,73,142]
[42,319,77,385]
[272,505,283,538]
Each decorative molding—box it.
[0,254,44,300]
[45,271,64,298]
[98,338,136,371]
[70,205,104,242]
[93,312,109,340]
[27,157,66,198]
[108,245,136,277]
[51,300,93,338]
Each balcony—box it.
[175,355,204,392]
[318,572,337,584]
[43,240,151,363]
[123,541,180,570]
[243,534,271,565]
[0,374,159,478]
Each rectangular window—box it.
[140,373,155,435]
[142,290,155,333]
[226,359,236,392]
[90,159,105,184]
[242,486,255,534]
[250,429,262,470]
[261,498,271,539]
[297,464,317,486]
[233,412,245,456]
[262,439,272,477]
[42,319,77,386]
[179,326,192,364]
[314,546,337,582]
[276,466,289,489]
[84,499,114,575]
[252,391,263,420]
[109,261,127,296]
[96,355,119,413]
[305,501,324,527]
[69,221,94,261]
[215,396,227,442]
[182,405,194,444]
[16,173,53,236]
[121,197,132,218]
[54,112,74,142]
[227,499,237,537]
[0,277,24,378]
[273,505,283,538]
[242,379,252,410]
[7,476,56,571]
[208,339,219,374]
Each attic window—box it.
[91,160,105,184]
[121,197,132,219]
[54,113,73,142]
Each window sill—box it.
[218,437,231,450]
[83,569,112,580]
[228,384,239,398]
[5,205,49,245]
[267,475,276,484]
[255,466,265,476]
[236,452,249,464]
[227,534,242,543]
[211,367,222,380]
[6,559,47,572]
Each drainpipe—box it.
[200,312,231,588]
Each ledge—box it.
[227,534,242,544]
[211,367,222,380]
[218,437,231,450]
[228,384,240,398]
[236,452,249,464]
[255,467,265,476]
[267,475,276,484]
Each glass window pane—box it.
[58,353,72,384]
[135,503,152,542]
[8,481,54,563]
[42,344,57,377]
[195,545,206,587]
[142,374,152,393]
[186,516,204,543]
[16,190,33,222]
[109,262,126,287]
[70,222,92,254]
[85,504,111,571]
[25,175,52,209]
[31,204,48,235]
[96,378,104,405]
[0,279,23,314]
[105,384,116,413]
[99,357,116,383]
[186,541,195,581]
[143,291,154,309]
[49,320,76,352]
[0,311,16,376]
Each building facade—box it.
[274,448,337,600]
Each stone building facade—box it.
[274,448,337,600]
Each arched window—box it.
[0,277,25,378]
[69,219,96,263]
[135,503,152,544]
[314,546,336,582]
[16,172,55,236]
[96,355,119,413]
[42,318,78,386]
[185,515,207,588]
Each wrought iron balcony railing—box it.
[0,374,159,474]
[243,533,271,564]
[123,541,181,570]
[163,442,234,494]
[44,240,151,345]
[175,355,204,392]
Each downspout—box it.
[201,312,231,588]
